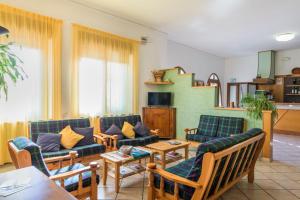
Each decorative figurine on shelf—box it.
[152,70,165,82]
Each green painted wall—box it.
[156,69,262,139]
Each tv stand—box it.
[142,107,176,139]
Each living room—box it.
[1,0,300,200]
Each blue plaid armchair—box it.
[185,115,244,143]
[99,115,160,149]
[8,137,100,200]
[29,118,106,169]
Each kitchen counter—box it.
[275,103,300,110]
[274,103,300,135]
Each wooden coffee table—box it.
[100,147,154,193]
[146,140,190,169]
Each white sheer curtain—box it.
[0,45,43,122]
[78,57,133,116]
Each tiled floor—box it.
[2,133,300,199]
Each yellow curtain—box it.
[71,24,139,117]
[0,4,62,165]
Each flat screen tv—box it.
[148,92,171,106]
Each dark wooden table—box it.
[0,166,76,200]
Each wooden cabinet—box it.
[142,107,176,139]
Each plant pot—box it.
[152,70,165,82]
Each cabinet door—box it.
[143,108,170,138]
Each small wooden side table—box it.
[100,147,154,193]
[145,140,190,169]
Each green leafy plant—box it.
[0,42,26,100]
[241,94,277,121]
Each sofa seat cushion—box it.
[117,135,159,148]
[197,115,219,137]
[217,116,244,137]
[42,144,105,158]
[153,158,196,200]
[50,163,100,192]
[186,134,217,143]
[142,135,160,145]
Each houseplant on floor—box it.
[0,26,25,100]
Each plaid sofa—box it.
[100,115,159,148]
[29,118,106,159]
[186,115,244,143]
[12,137,100,192]
[155,128,263,199]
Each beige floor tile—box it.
[221,189,248,200]
[255,179,284,190]
[263,172,289,180]
[265,190,299,200]
[242,189,274,200]
[116,187,144,200]
[121,173,145,188]
[283,172,300,181]
[98,186,118,200]
[236,180,261,189]
[289,190,300,198]
[274,179,300,189]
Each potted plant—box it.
[0,27,26,100]
[241,94,277,121]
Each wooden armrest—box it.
[50,162,99,181]
[147,163,201,189]
[150,129,160,135]
[94,134,107,145]
[44,151,78,164]
[98,133,118,139]
[98,133,118,150]
[184,128,198,134]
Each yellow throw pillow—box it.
[122,122,135,139]
[60,125,84,149]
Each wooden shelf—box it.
[285,94,300,96]
[144,81,174,85]
[286,85,300,87]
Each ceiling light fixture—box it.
[275,33,295,42]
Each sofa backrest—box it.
[196,115,244,137]
[11,137,50,176]
[100,115,141,133]
[216,116,244,137]
[29,118,90,143]
[187,128,263,181]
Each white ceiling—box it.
[72,0,300,58]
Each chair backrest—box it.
[29,118,90,142]
[190,128,264,200]
[100,115,141,132]
[7,137,50,176]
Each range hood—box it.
[253,50,275,84]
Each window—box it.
[78,58,133,116]
[0,46,42,122]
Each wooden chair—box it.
[8,137,100,200]
[147,129,265,200]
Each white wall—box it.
[275,48,300,75]
[167,41,225,83]
[2,0,226,114]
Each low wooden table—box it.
[0,166,76,200]
[146,140,190,169]
[100,147,154,193]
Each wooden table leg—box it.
[161,152,166,169]
[115,162,120,193]
[185,146,189,160]
[103,159,107,185]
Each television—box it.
[148,92,171,106]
